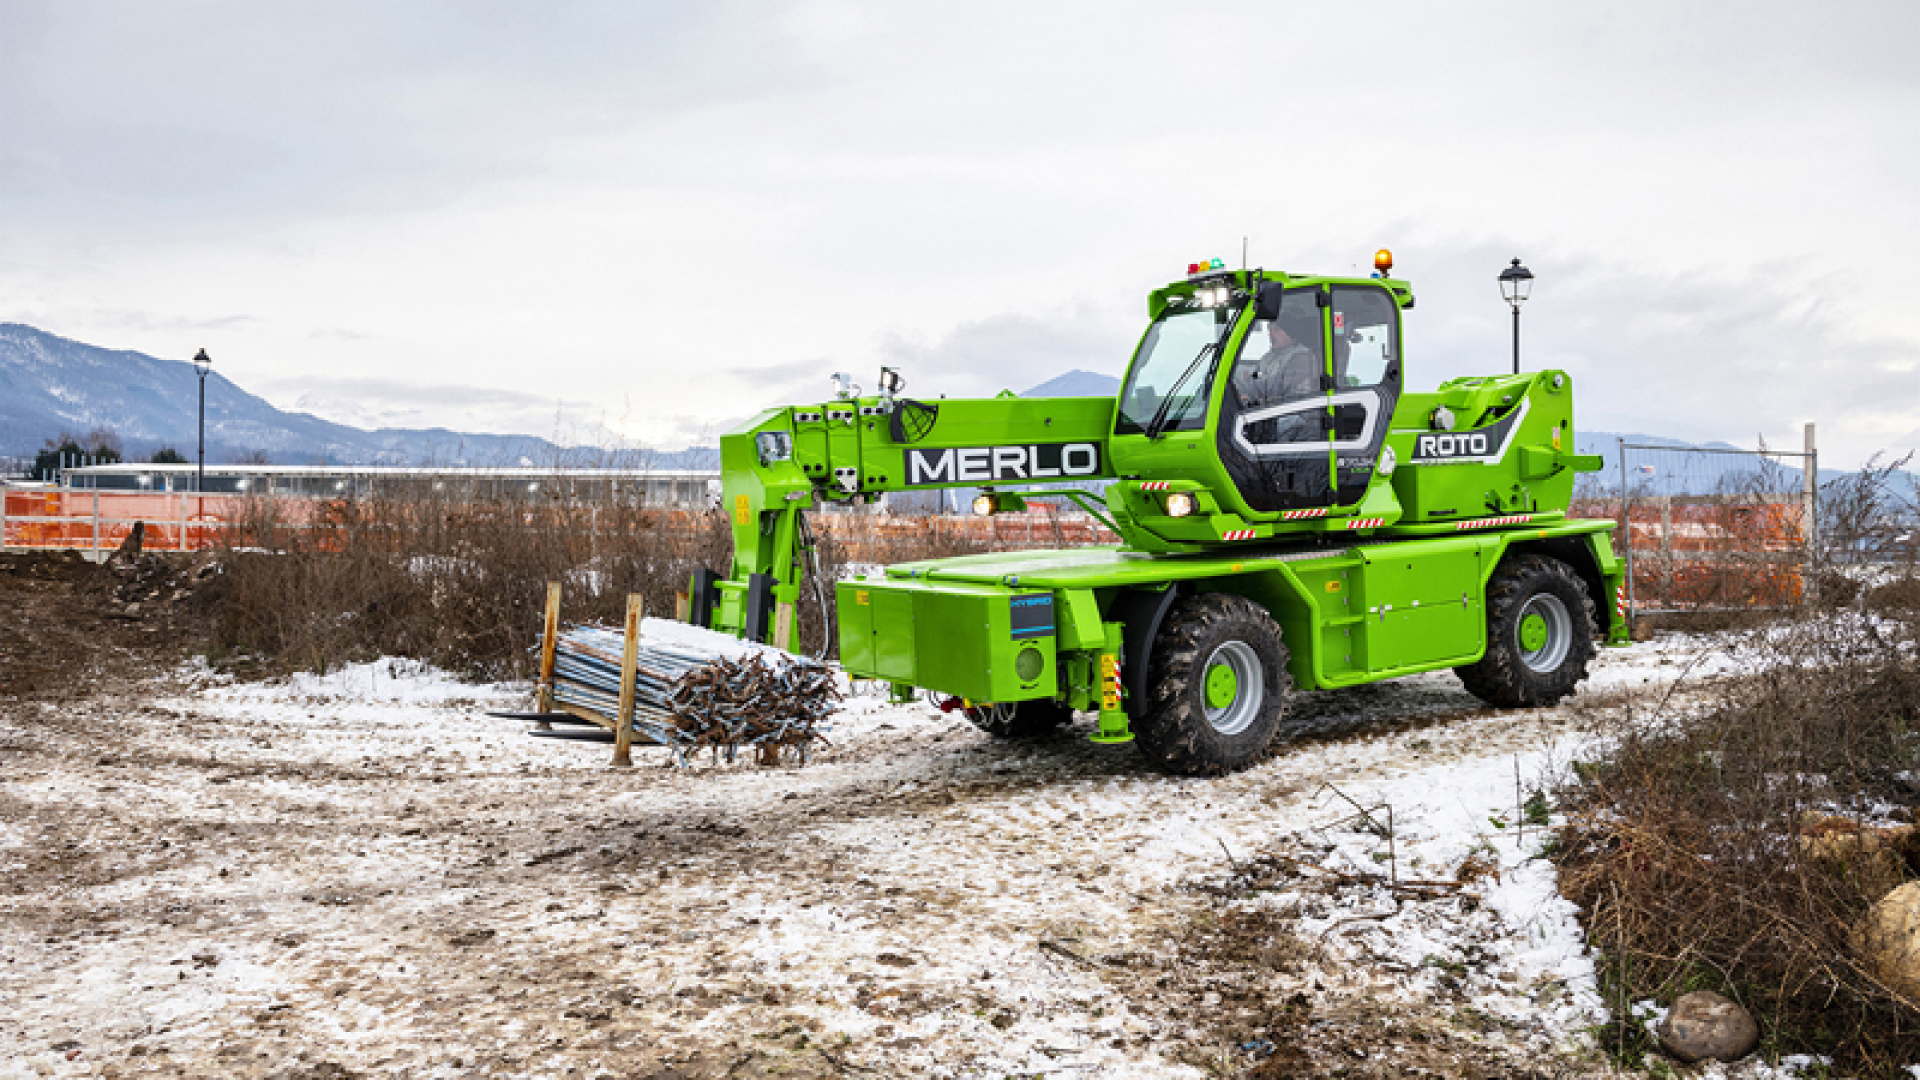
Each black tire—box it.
[967,698,1073,739]
[1135,593,1291,776]
[1455,553,1597,708]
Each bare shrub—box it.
[1822,452,1916,567]
[210,490,732,678]
[204,489,1104,676]
[1557,583,1920,1074]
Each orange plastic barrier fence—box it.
[1,490,279,553]
[2,489,1118,559]
[1568,497,1807,610]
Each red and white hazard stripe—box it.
[1281,508,1329,519]
[1139,481,1170,491]
[1221,529,1258,541]
[1615,583,1627,619]
[1454,514,1535,530]
[1345,518,1386,529]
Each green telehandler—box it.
[686,251,1626,775]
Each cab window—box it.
[1329,286,1398,387]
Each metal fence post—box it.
[1619,437,1635,626]
[91,490,100,561]
[1659,495,1673,608]
[1803,422,1818,608]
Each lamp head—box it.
[192,348,212,376]
[1497,258,1534,308]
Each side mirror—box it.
[1253,283,1285,321]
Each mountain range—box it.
[0,324,715,469]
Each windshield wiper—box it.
[1142,340,1218,441]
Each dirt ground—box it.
[1,552,1657,1079]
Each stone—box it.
[1861,881,1920,1003]
[1799,816,1913,897]
[1657,990,1759,1063]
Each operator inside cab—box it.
[1233,308,1322,409]
[1232,295,1327,447]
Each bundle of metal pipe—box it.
[549,626,839,765]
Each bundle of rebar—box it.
[548,625,839,766]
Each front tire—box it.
[1455,553,1597,708]
[1136,593,1290,776]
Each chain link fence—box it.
[1574,439,1817,619]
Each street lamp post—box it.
[192,349,212,524]
[1497,258,1533,375]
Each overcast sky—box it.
[3,1,1916,466]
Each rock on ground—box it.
[1658,989,1760,1063]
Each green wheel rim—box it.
[1517,594,1573,674]
[1200,641,1263,736]
[1204,663,1239,709]
[1518,612,1550,652]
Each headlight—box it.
[755,430,793,465]
[1165,492,1195,518]
[1430,406,1456,432]
[972,494,994,516]
[1378,446,1397,476]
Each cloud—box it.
[1,1,1914,468]
[6,308,261,334]
[1394,241,1920,466]
[871,306,1138,400]
[261,375,626,446]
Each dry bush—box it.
[1557,580,1920,1074]
[203,495,1006,675]
[209,491,733,678]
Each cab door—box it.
[1216,286,1338,513]
[1324,285,1402,507]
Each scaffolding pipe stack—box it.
[548,624,838,766]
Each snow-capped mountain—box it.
[0,324,711,467]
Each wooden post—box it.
[612,594,643,767]
[535,581,561,730]
[674,591,690,622]
[773,600,796,651]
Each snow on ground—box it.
[0,630,1772,1078]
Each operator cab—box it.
[1222,281,1402,512]
[1115,262,1406,518]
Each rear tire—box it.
[1136,593,1290,776]
[1455,553,1597,708]
[967,698,1073,739]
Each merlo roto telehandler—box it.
[683,250,1627,774]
